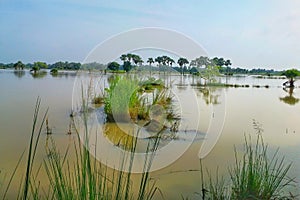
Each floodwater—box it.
[1,69,300,199]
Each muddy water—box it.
[1,69,300,199]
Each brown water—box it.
[1,69,300,199]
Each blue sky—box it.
[1,0,300,69]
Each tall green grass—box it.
[104,75,176,123]
[203,134,295,200]
[230,135,294,199]
[1,95,161,199]
[43,95,161,199]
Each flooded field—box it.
[1,69,300,199]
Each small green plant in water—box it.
[202,132,295,200]
[104,76,176,124]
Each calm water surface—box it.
[1,69,300,199]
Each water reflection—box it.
[13,70,25,78]
[51,71,78,78]
[30,71,47,79]
[279,87,300,105]
[103,123,136,150]
[195,87,222,105]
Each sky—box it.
[1,0,300,69]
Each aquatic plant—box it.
[104,76,176,124]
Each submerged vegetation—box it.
[0,97,297,199]
[1,98,162,200]
[1,56,299,199]
[102,76,176,126]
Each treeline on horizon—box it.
[0,54,290,76]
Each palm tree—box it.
[127,53,134,63]
[132,54,143,66]
[177,58,189,75]
[120,54,127,63]
[224,59,232,75]
[147,58,154,75]
[167,58,175,67]
[155,56,163,69]
[147,58,154,66]
[161,56,169,66]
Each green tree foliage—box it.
[147,58,154,66]
[161,55,169,65]
[282,69,300,87]
[14,61,25,70]
[81,62,105,70]
[190,56,211,68]
[177,57,189,74]
[200,65,220,83]
[155,56,163,66]
[120,54,127,63]
[50,68,58,74]
[107,61,120,71]
[123,61,132,72]
[132,54,143,65]
[212,57,225,67]
[167,57,175,66]
[224,59,232,67]
[50,61,81,70]
[119,53,143,71]
[32,62,48,73]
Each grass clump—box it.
[229,135,294,199]
[139,77,164,92]
[203,133,295,200]
[104,76,176,124]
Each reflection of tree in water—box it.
[13,70,26,78]
[176,76,189,90]
[103,123,136,151]
[197,87,221,105]
[30,71,47,79]
[280,87,299,105]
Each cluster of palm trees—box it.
[119,54,232,74]
[120,53,144,66]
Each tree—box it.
[132,54,143,66]
[224,59,231,67]
[123,61,132,72]
[167,57,175,67]
[282,69,300,88]
[190,56,210,68]
[31,62,48,74]
[147,58,155,75]
[224,59,232,75]
[147,58,154,66]
[50,68,58,75]
[161,56,170,65]
[107,62,120,71]
[177,58,189,74]
[155,56,163,66]
[212,57,225,67]
[200,65,220,83]
[14,61,25,70]
[120,54,127,63]
[127,53,134,63]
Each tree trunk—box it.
[290,78,295,87]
